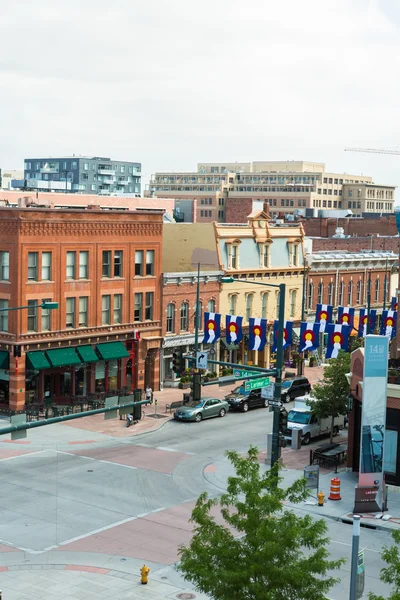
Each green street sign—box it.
[244,377,270,391]
[234,369,255,378]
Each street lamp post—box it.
[221,277,285,467]
[0,301,58,313]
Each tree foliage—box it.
[178,447,344,600]
[307,350,350,442]
[369,529,400,600]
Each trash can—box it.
[183,393,190,404]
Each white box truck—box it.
[283,395,345,445]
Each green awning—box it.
[0,350,9,370]
[220,337,239,351]
[76,345,99,363]
[26,351,50,370]
[96,341,129,361]
[45,347,82,368]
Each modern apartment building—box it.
[150,161,395,221]
[0,206,163,411]
[14,156,141,195]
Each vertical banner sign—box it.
[358,335,388,512]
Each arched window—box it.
[327,282,334,306]
[246,294,254,322]
[347,280,353,305]
[356,280,362,304]
[375,278,380,303]
[290,290,297,318]
[166,304,175,333]
[229,295,237,316]
[207,299,215,313]
[180,302,189,331]
[195,301,203,330]
[338,281,344,306]
[307,282,314,310]
[261,292,268,319]
[317,282,324,304]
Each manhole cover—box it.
[176,594,196,599]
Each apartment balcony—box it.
[102,179,115,185]
[40,167,59,174]
[98,168,116,175]
[117,180,129,185]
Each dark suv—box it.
[224,384,268,412]
[281,377,311,403]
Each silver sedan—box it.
[174,397,230,422]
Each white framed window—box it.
[0,299,8,331]
[79,296,88,327]
[317,282,323,305]
[338,281,344,305]
[166,303,175,333]
[261,292,268,319]
[290,290,297,318]
[134,293,143,321]
[375,278,380,303]
[114,251,123,277]
[246,293,253,322]
[102,251,111,277]
[41,298,51,331]
[229,294,237,316]
[0,251,9,281]
[66,298,76,328]
[289,243,300,267]
[356,280,362,304]
[146,250,154,276]
[259,243,270,268]
[66,251,76,279]
[79,251,88,279]
[41,252,52,281]
[231,245,238,269]
[328,282,334,305]
[102,295,111,325]
[145,292,154,320]
[180,302,189,331]
[113,294,122,324]
[28,252,38,281]
[348,280,353,305]
[135,250,143,276]
[307,282,314,310]
[27,300,38,331]
[208,299,215,313]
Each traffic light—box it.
[190,372,202,403]
[279,407,288,433]
[172,351,184,375]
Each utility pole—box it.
[271,283,285,467]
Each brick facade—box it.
[311,236,400,253]
[0,207,163,410]
[302,216,398,238]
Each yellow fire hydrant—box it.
[317,490,325,507]
[140,564,150,585]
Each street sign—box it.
[304,465,319,490]
[233,369,255,378]
[244,377,270,391]
[268,399,282,408]
[196,351,208,369]
[261,383,275,399]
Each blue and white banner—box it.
[316,304,333,332]
[337,306,355,328]
[358,309,377,338]
[299,322,320,353]
[380,310,397,339]
[272,320,293,352]
[248,318,267,352]
[225,315,243,346]
[391,297,398,311]
[359,335,389,511]
[326,323,350,359]
[202,312,221,344]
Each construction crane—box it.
[344,147,400,156]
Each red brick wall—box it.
[302,216,398,238]
[225,197,254,223]
[162,279,220,338]
[311,237,400,253]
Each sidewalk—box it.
[61,365,325,438]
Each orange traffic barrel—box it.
[328,477,341,501]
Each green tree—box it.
[369,529,400,600]
[307,350,350,442]
[178,447,344,600]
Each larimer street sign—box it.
[244,377,270,391]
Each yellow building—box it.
[215,211,305,367]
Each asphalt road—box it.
[0,407,394,599]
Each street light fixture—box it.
[221,276,286,467]
[0,301,59,312]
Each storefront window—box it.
[75,367,87,396]
[0,369,9,405]
[26,371,39,405]
[108,360,118,391]
[60,372,72,397]
[95,361,105,393]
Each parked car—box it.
[281,376,311,403]
[174,397,230,422]
[224,384,268,412]
[283,396,345,445]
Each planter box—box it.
[178,382,191,389]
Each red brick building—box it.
[0,206,163,411]
[161,223,222,385]
[302,215,398,238]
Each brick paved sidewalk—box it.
[62,365,325,438]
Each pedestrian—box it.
[145,385,153,404]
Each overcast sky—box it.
[1,0,400,194]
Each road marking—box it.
[55,450,138,470]
[0,450,47,462]
[331,539,381,553]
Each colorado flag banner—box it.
[316,304,333,332]
[337,306,355,328]
[202,312,221,344]
[299,322,320,353]
[358,308,377,338]
[391,297,398,311]
[326,323,350,359]
[272,320,293,352]
[225,315,243,346]
[380,310,397,339]
[248,318,267,352]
